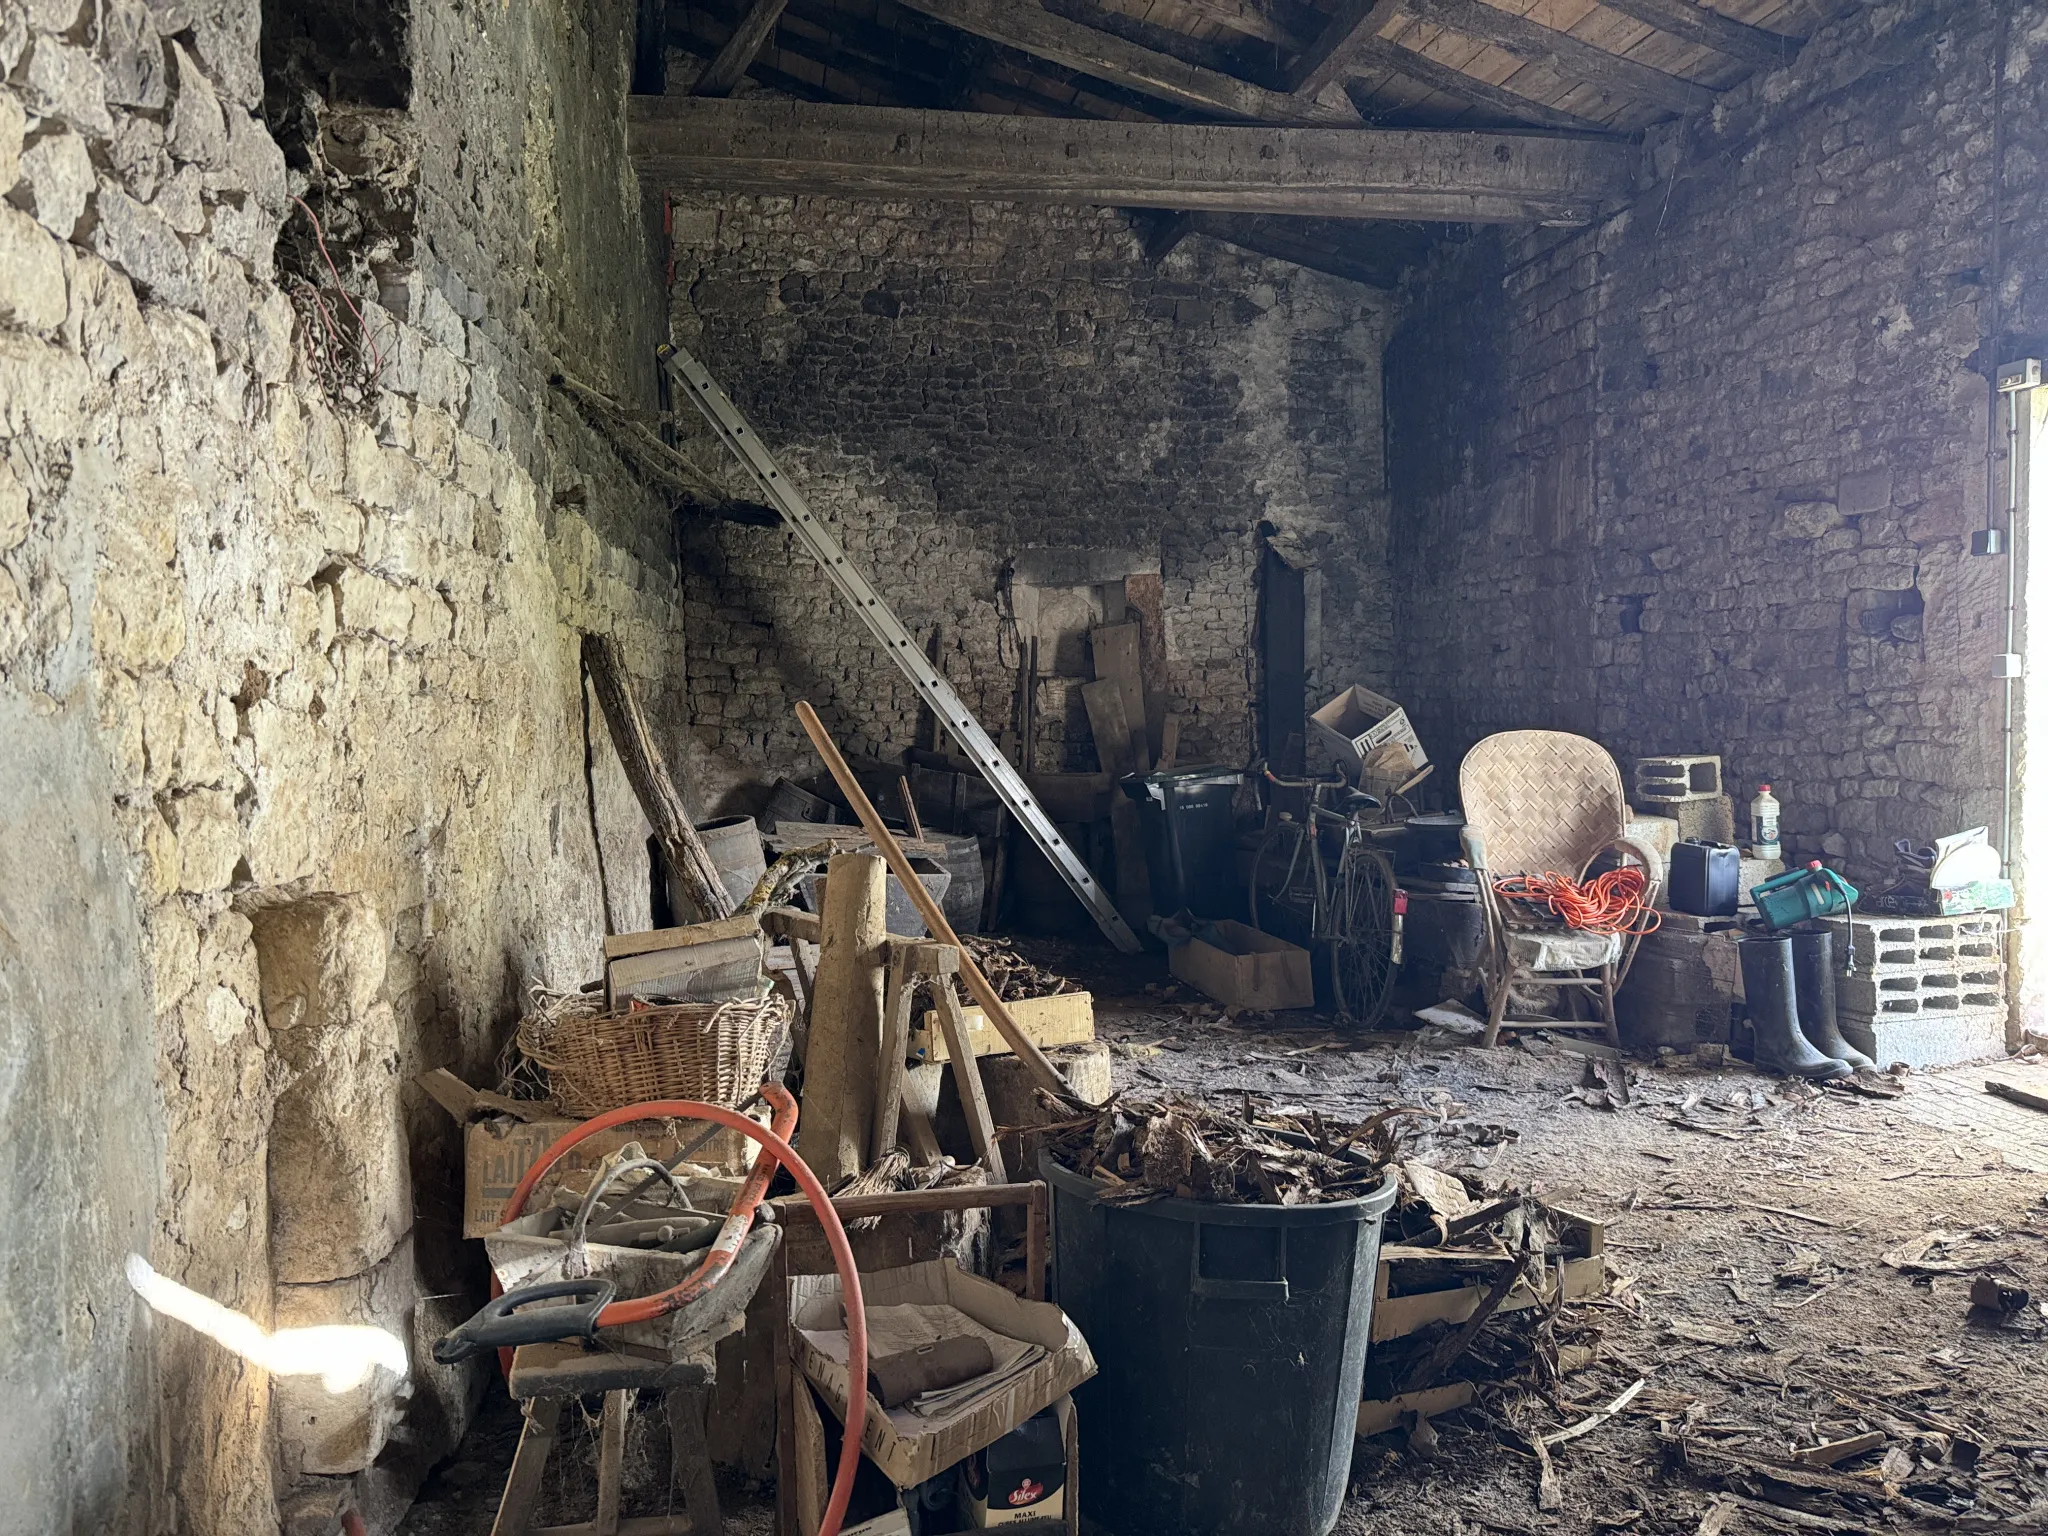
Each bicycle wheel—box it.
[1330,845,1399,1027]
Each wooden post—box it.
[933,980,1007,1182]
[794,701,1077,1101]
[581,632,733,922]
[872,948,913,1161]
[796,852,888,1184]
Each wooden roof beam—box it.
[1593,0,1802,69]
[1342,36,1613,133]
[890,0,1360,124]
[1405,0,1719,114]
[1286,0,1403,98]
[630,97,1637,223]
[691,0,791,96]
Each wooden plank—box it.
[1403,0,1719,113]
[604,913,762,962]
[1080,679,1135,780]
[773,1180,1044,1221]
[1171,0,1311,49]
[790,1377,827,1536]
[795,852,888,1185]
[1082,680,1151,924]
[1090,623,1151,774]
[630,98,1637,224]
[1798,1430,1886,1467]
[911,991,1097,1065]
[491,1396,563,1536]
[1286,0,1403,96]
[1593,0,1801,67]
[417,1067,481,1121]
[1158,716,1181,772]
[872,950,912,1161]
[594,1390,628,1536]
[1357,1381,1475,1438]
[761,820,948,859]
[666,1384,724,1536]
[934,982,1008,1181]
[1986,1079,2048,1115]
[583,633,733,922]
[690,0,789,97]
[1122,573,1169,763]
[896,0,1358,124]
[1343,37,1612,131]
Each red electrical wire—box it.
[503,1091,869,1536]
[1493,866,1661,936]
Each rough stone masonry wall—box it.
[0,0,683,1530]
[665,196,1392,803]
[1387,0,2048,884]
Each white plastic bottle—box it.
[1749,783,1781,859]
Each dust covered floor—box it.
[403,961,2048,1536]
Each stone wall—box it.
[0,0,685,1529]
[1386,0,2048,885]
[665,196,1394,804]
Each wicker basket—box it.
[517,991,790,1116]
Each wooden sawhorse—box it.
[492,1341,724,1536]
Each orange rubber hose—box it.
[1493,866,1661,936]
[503,1091,868,1536]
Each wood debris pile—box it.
[961,935,1074,1001]
[1042,1093,1423,1205]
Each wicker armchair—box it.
[1459,731,1665,1049]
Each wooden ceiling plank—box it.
[630,96,1637,222]
[691,0,793,95]
[1285,0,1405,97]
[1404,0,1716,112]
[1594,0,1799,65]
[891,0,1361,122]
[1342,35,1612,130]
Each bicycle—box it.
[1246,767,1407,1027]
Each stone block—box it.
[90,179,197,309]
[99,0,168,109]
[19,127,94,239]
[167,41,228,169]
[0,204,66,332]
[1839,1008,2005,1072]
[1670,795,1737,845]
[1633,754,1721,803]
[272,1231,419,1476]
[0,88,26,194]
[250,894,409,1285]
[19,38,112,139]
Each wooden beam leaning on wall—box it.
[629,98,1636,224]
[581,631,734,922]
[894,0,1360,125]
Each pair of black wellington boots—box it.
[1736,929,1875,1081]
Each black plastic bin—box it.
[1043,1156,1398,1536]
[1123,766,1244,921]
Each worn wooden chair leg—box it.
[667,1382,725,1536]
[1598,967,1621,1048]
[491,1396,565,1536]
[1480,971,1513,1049]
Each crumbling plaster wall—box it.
[666,196,1393,800]
[1387,0,2048,886]
[0,0,684,1529]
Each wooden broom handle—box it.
[795,701,1075,1101]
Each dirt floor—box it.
[401,948,2048,1536]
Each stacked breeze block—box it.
[1633,755,1723,804]
[1823,913,2007,1069]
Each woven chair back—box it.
[1459,730,1626,879]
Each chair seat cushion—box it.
[1508,928,1623,971]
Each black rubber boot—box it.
[1790,929,1876,1071]
[1739,935,1852,1081]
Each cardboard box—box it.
[463,1114,755,1237]
[1170,920,1314,1011]
[1309,685,1426,782]
[911,992,1095,1064]
[789,1260,1096,1489]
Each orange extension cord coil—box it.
[1492,866,1661,937]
